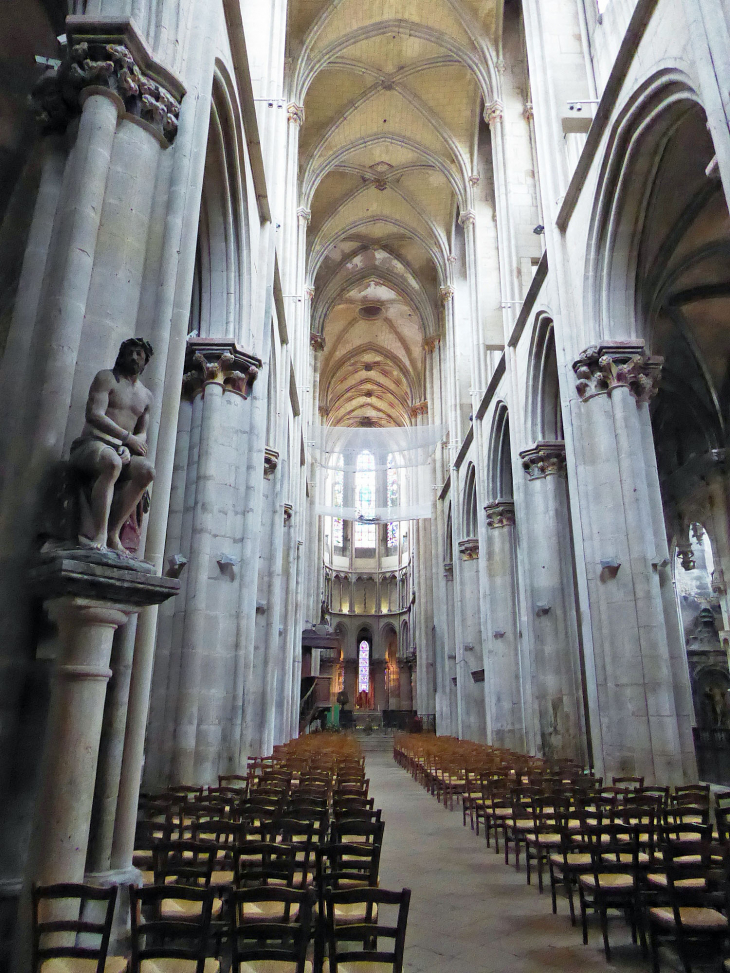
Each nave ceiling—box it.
[287,0,504,427]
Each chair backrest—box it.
[325,887,411,973]
[317,840,382,894]
[234,839,297,888]
[153,839,215,887]
[32,883,117,973]
[129,884,214,973]
[228,886,314,973]
[330,818,385,849]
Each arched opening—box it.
[462,462,478,539]
[189,68,250,342]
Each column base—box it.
[84,867,143,954]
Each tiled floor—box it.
[363,742,705,973]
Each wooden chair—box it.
[31,883,126,973]
[578,823,641,962]
[152,840,222,921]
[129,884,218,973]
[227,887,315,973]
[324,887,410,973]
[645,843,729,973]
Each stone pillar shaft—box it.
[32,92,120,459]
[30,597,127,885]
[572,342,695,782]
[483,502,524,749]
[519,444,584,762]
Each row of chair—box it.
[394,732,730,973]
[32,736,411,973]
[32,880,410,973]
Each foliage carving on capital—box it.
[287,103,305,125]
[31,22,184,146]
[264,448,279,479]
[520,441,566,479]
[182,338,262,400]
[409,401,428,418]
[310,332,325,352]
[439,286,455,305]
[573,341,663,403]
[297,207,312,225]
[459,210,476,227]
[423,335,441,352]
[459,538,479,560]
[523,103,534,122]
[484,100,504,127]
[485,500,515,529]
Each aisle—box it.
[365,746,655,973]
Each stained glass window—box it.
[387,454,398,550]
[354,451,376,549]
[358,640,370,693]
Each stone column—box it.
[518,442,585,762]
[171,341,260,784]
[15,554,178,968]
[483,501,525,750]
[571,341,696,782]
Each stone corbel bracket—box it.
[573,341,663,403]
[264,448,279,479]
[485,499,515,529]
[458,537,479,560]
[520,442,566,479]
[31,17,185,147]
[182,338,262,401]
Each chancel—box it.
[2,0,730,970]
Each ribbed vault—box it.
[288,0,502,426]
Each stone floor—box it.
[362,739,711,973]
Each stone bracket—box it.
[31,17,185,146]
[520,442,566,479]
[182,338,262,400]
[29,553,180,606]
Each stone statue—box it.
[69,338,155,553]
[705,682,730,729]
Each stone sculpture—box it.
[69,338,155,553]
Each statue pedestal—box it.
[14,553,178,967]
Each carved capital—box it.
[32,19,184,146]
[264,448,279,479]
[573,341,663,403]
[484,100,504,127]
[520,441,566,479]
[439,286,455,305]
[459,537,479,560]
[182,338,262,400]
[409,401,428,418]
[284,503,293,523]
[523,102,534,122]
[444,561,453,577]
[458,210,476,227]
[423,335,441,352]
[304,284,315,300]
[468,173,480,186]
[485,499,515,529]
[310,332,325,352]
[297,207,311,225]
[287,103,305,125]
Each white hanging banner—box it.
[309,424,444,472]
[313,424,441,522]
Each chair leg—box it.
[599,903,611,962]
[649,925,660,973]
[565,875,576,926]
[549,862,558,915]
[536,851,544,893]
[578,887,589,946]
